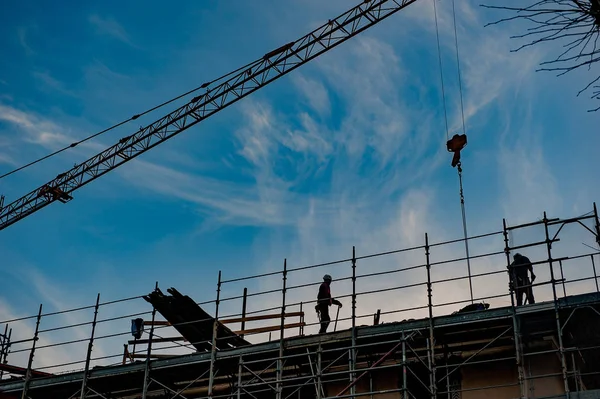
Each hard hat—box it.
[323,274,332,281]
[514,253,522,259]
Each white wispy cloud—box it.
[16,26,34,56]
[0,103,107,155]
[89,14,136,47]
[210,0,600,337]
[291,74,331,117]
[1,0,598,358]
[497,111,563,224]
[32,71,78,98]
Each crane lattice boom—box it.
[0,0,418,231]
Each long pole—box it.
[544,212,570,397]
[0,324,8,380]
[237,355,243,399]
[317,343,323,399]
[503,218,527,398]
[351,246,357,397]
[208,271,222,398]
[402,330,407,399]
[277,259,287,399]
[593,202,600,292]
[240,288,248,340]
[80,293,100,399]
[142,282,158,399]
[21,304,42,399]
[594,202,600,248]
[3,327,11,378]
[425,233,436,398]
[591,255,599,293]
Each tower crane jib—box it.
[0,0,418,231]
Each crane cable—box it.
[432,0,449,142]
[0,59,260,181]
[433,0,474,304]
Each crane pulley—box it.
[0,0,419,231]
[446,133,467,168]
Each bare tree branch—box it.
[481,0,600,111]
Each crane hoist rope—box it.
[434,0,473,304]
[0,0,420,231]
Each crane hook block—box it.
[446,133,467,168]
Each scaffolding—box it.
[1,204,600,398]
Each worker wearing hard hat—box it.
[509,253,536,306]
[316,274,342,334]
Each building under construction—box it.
[0,0,599,398]
[1,205,599,399]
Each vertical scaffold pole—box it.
[241,287,248,340]
[425,233,436,398]
[142,282,158,399]
[402,330,407,399]
[299,302,304,336]
[208,271,222,399]
[317,342,323,399]
[21,304,42,399]
[237,355,243,399]
[351,246,357,397]
[503,219,526,398]
[559,260,567,298]
[593,202,600,292]
[277,259,287,399]
[594,202,600,247]
[591,255,599,293]
[427,339,433,399]
[543,212,570,397]
[369,364,374,399]
[80,293,100,399]
[0,324,9,380]
[4,327,11,379]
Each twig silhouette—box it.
[481,0,600,112]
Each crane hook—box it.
[446,133,467,168]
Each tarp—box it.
[143,287,249,352]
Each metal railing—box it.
[0,203,599,399]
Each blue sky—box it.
[1,0,599,371]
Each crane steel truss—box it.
[0,0,418,231]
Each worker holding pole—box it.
[315,274,342,334]
[509,253,536,306]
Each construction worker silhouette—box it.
[316,274,342,334]
[509,253,536,306]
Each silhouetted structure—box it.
[484,0,600,112]
[1,204,599,398]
